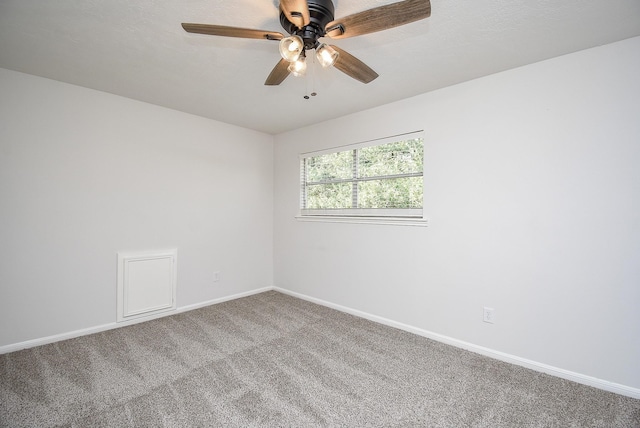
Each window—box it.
[299,132,424,222]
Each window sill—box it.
[295,215,429,227]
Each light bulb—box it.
[279,36,304,62]
[287,56,307,77]
[316,43,339,68]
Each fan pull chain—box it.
[304,75,310,99]
[311,54,317,97]
[304,51,318,100]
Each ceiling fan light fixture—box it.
[287,54,307,77]
[316,43,339,68]
[183,0,433,86]
[279,35,304,62]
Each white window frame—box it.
[297,131,428,226]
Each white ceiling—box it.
[1,0,639,135]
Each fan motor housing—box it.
[280,0,335,49]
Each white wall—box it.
[274,37,640,391]
[0,68,274,348]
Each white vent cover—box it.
[116,249,177,322]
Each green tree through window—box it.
[300,134,424,217]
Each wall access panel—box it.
[116,249,177,322]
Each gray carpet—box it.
[1,291,639,427]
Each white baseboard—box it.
[274,287,640,400]
[0,286,273,355]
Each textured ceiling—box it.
[1,0,639,134]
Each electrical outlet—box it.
[483,307,495,324]
[213,271,221,283]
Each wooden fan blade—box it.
[280,0,310,29]
[331,46,378,84]
[325,0,430,39]
[182,23,283,41]
[265,58,291,85]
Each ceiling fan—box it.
[182,0,431,86]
